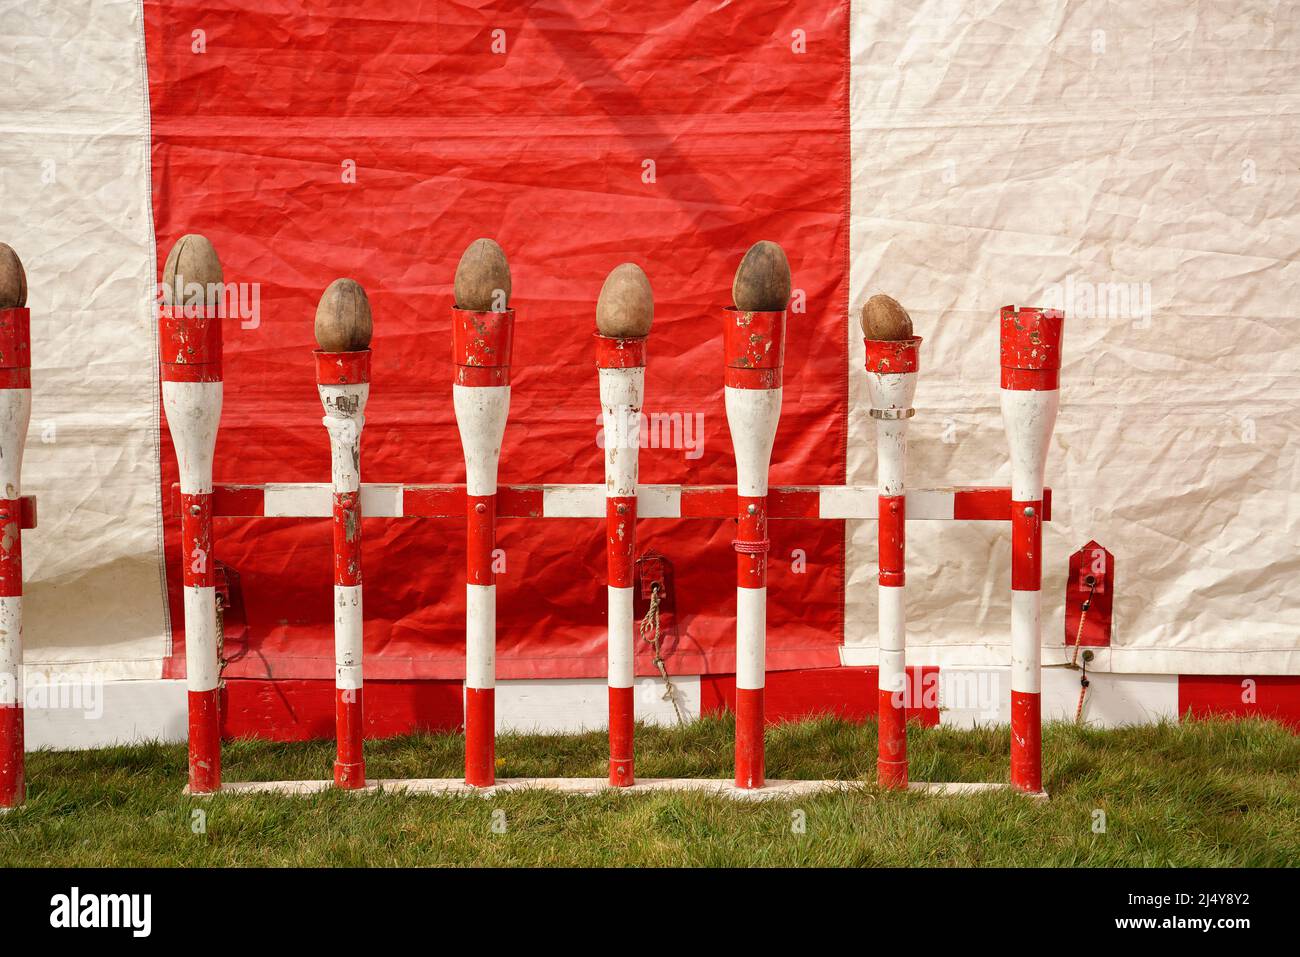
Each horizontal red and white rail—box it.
[177,483,1052,522]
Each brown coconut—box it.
[732,241,791,312]
[162,234,223,308]
[595,263,653,338]
[861,294,914,341]
[454,239,511,312]
[0,244,26,309]
[314,278,373,352]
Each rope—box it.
[732,539,770,554]
[1070,579,1097,723]
[215,593,227,689]
[639,583,685,725]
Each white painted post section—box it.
[454,382,510,786]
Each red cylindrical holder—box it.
[1000,306,1063,390]
[595,333,647,370]
[724,308,786,389]
[864,336,921,375]
[453,308,515,386]
[160,305,223,384]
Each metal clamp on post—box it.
[868,407,915,420]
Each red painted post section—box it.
[724,307,786,789]
[1000,305,1064,795]
[453,307,514,787]
[161,301,224,794]
[0,305,30,810]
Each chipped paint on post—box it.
[723,308,785,390]
[452,308,515,387]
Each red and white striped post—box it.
[594,263,653,786]
[725,242,790,790]
[314,279,373,789]
[1000,305,1064,794]
[864,332,921,789]
[159,235,224,794]
[0,244,31,810]
[452,240,514,787]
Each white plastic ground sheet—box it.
[846,0,1300,674]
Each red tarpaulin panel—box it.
[147,1,849,681]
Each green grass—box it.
[3,715,1297,866]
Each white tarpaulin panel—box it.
[847,0,1299,673]
[0,0,168,680]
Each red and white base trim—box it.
[212,776,1031,801]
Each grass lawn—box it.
[2,715,1297,867]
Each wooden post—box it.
[725,241,790,789]
[1000,305,1064,794]
[594,263,653,786]
[452,239,513,787]
[314,278,373,788]
[0,243,31,810]
[862,295,921,790]
[160,234,224,794]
